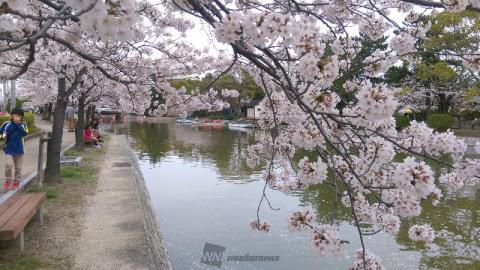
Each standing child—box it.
[1,108,29,190]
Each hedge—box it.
[459,110,480,121]
[0,112,36,132]
[426,113,455,132]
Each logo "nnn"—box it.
[200,242,226,267]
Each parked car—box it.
[96,105,120,115]
[21,102,36,112]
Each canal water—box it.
[107,120,479,270]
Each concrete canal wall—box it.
[126,136,173,270]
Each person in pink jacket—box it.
[83,124,100,148]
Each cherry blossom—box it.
[348,250,384,270]
[352,83,398,123]
[297,157,328,185]
[3,0,480,269]
[311,225,341,256]
[221,89,240,98]
[408,224,435,243]
[439,172,464,189]
[288,209,315,230]
[390,34,416,55]
[1,0,27,10]
[250,219,271,233]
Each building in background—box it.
[244,99,262,120]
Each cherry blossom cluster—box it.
[221,89,240,98]
[288,209,315,230]
[348,250,384,270]
[1,0,27,10]
[400,121,467,161]
[249,220,271,233]
[70,0,138,41]
[341,193,401,235]
[408,224,435,243]
[348,82,398,127]
[311,225,341,256]
[439,172,464,189]
[297,157,328,185]
[159,84,239,117]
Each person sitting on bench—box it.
[83,124,101,148]
[90,118,103,143]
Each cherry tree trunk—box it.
[47,103,53,121]
[438,94,452,114]
[86,105,93,123]
[44,77,68,183]
[75,97,86,151]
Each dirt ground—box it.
[0,143,107,270]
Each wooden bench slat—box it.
[0,193,35,229]
[0,194,23,214]
[0,193,46,240]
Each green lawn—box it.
[453,129,480,138]
[0,256,50,270]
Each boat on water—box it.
[228,121,258,128]
[191,119,226,126]
[175,118,193,124]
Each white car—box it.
[96,106,119,114]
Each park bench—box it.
[0,193,46,251]
[84,138,94,145]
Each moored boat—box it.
[175,118,193,124]
[228,121,258,128]
[191,119,226,126]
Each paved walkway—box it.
[0,117,75,197]
[73,135,155,270]
[458,136,480,155]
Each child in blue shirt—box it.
[1,108,29,190]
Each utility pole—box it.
[10,80,16,110]
[2,80,7,112]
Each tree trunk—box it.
[44,77,68,183]
[75,97,86,150]
[438,93,452,113]
[86,105,92,123]
[43,104,48,119]
[47,103,53,121]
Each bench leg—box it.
[15,231,24,251]
[34,207,44,224]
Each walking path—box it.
[73,135,170,270]
[0,118,75,199]
[458,136,480,155]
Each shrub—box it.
[0,112,35,130]
[395,114,410,130]
[224,113,237,120]
[24,112,35,128]
[427,113,455,132]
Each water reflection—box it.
[109,121,479,270]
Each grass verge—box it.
[0,136,108,269]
